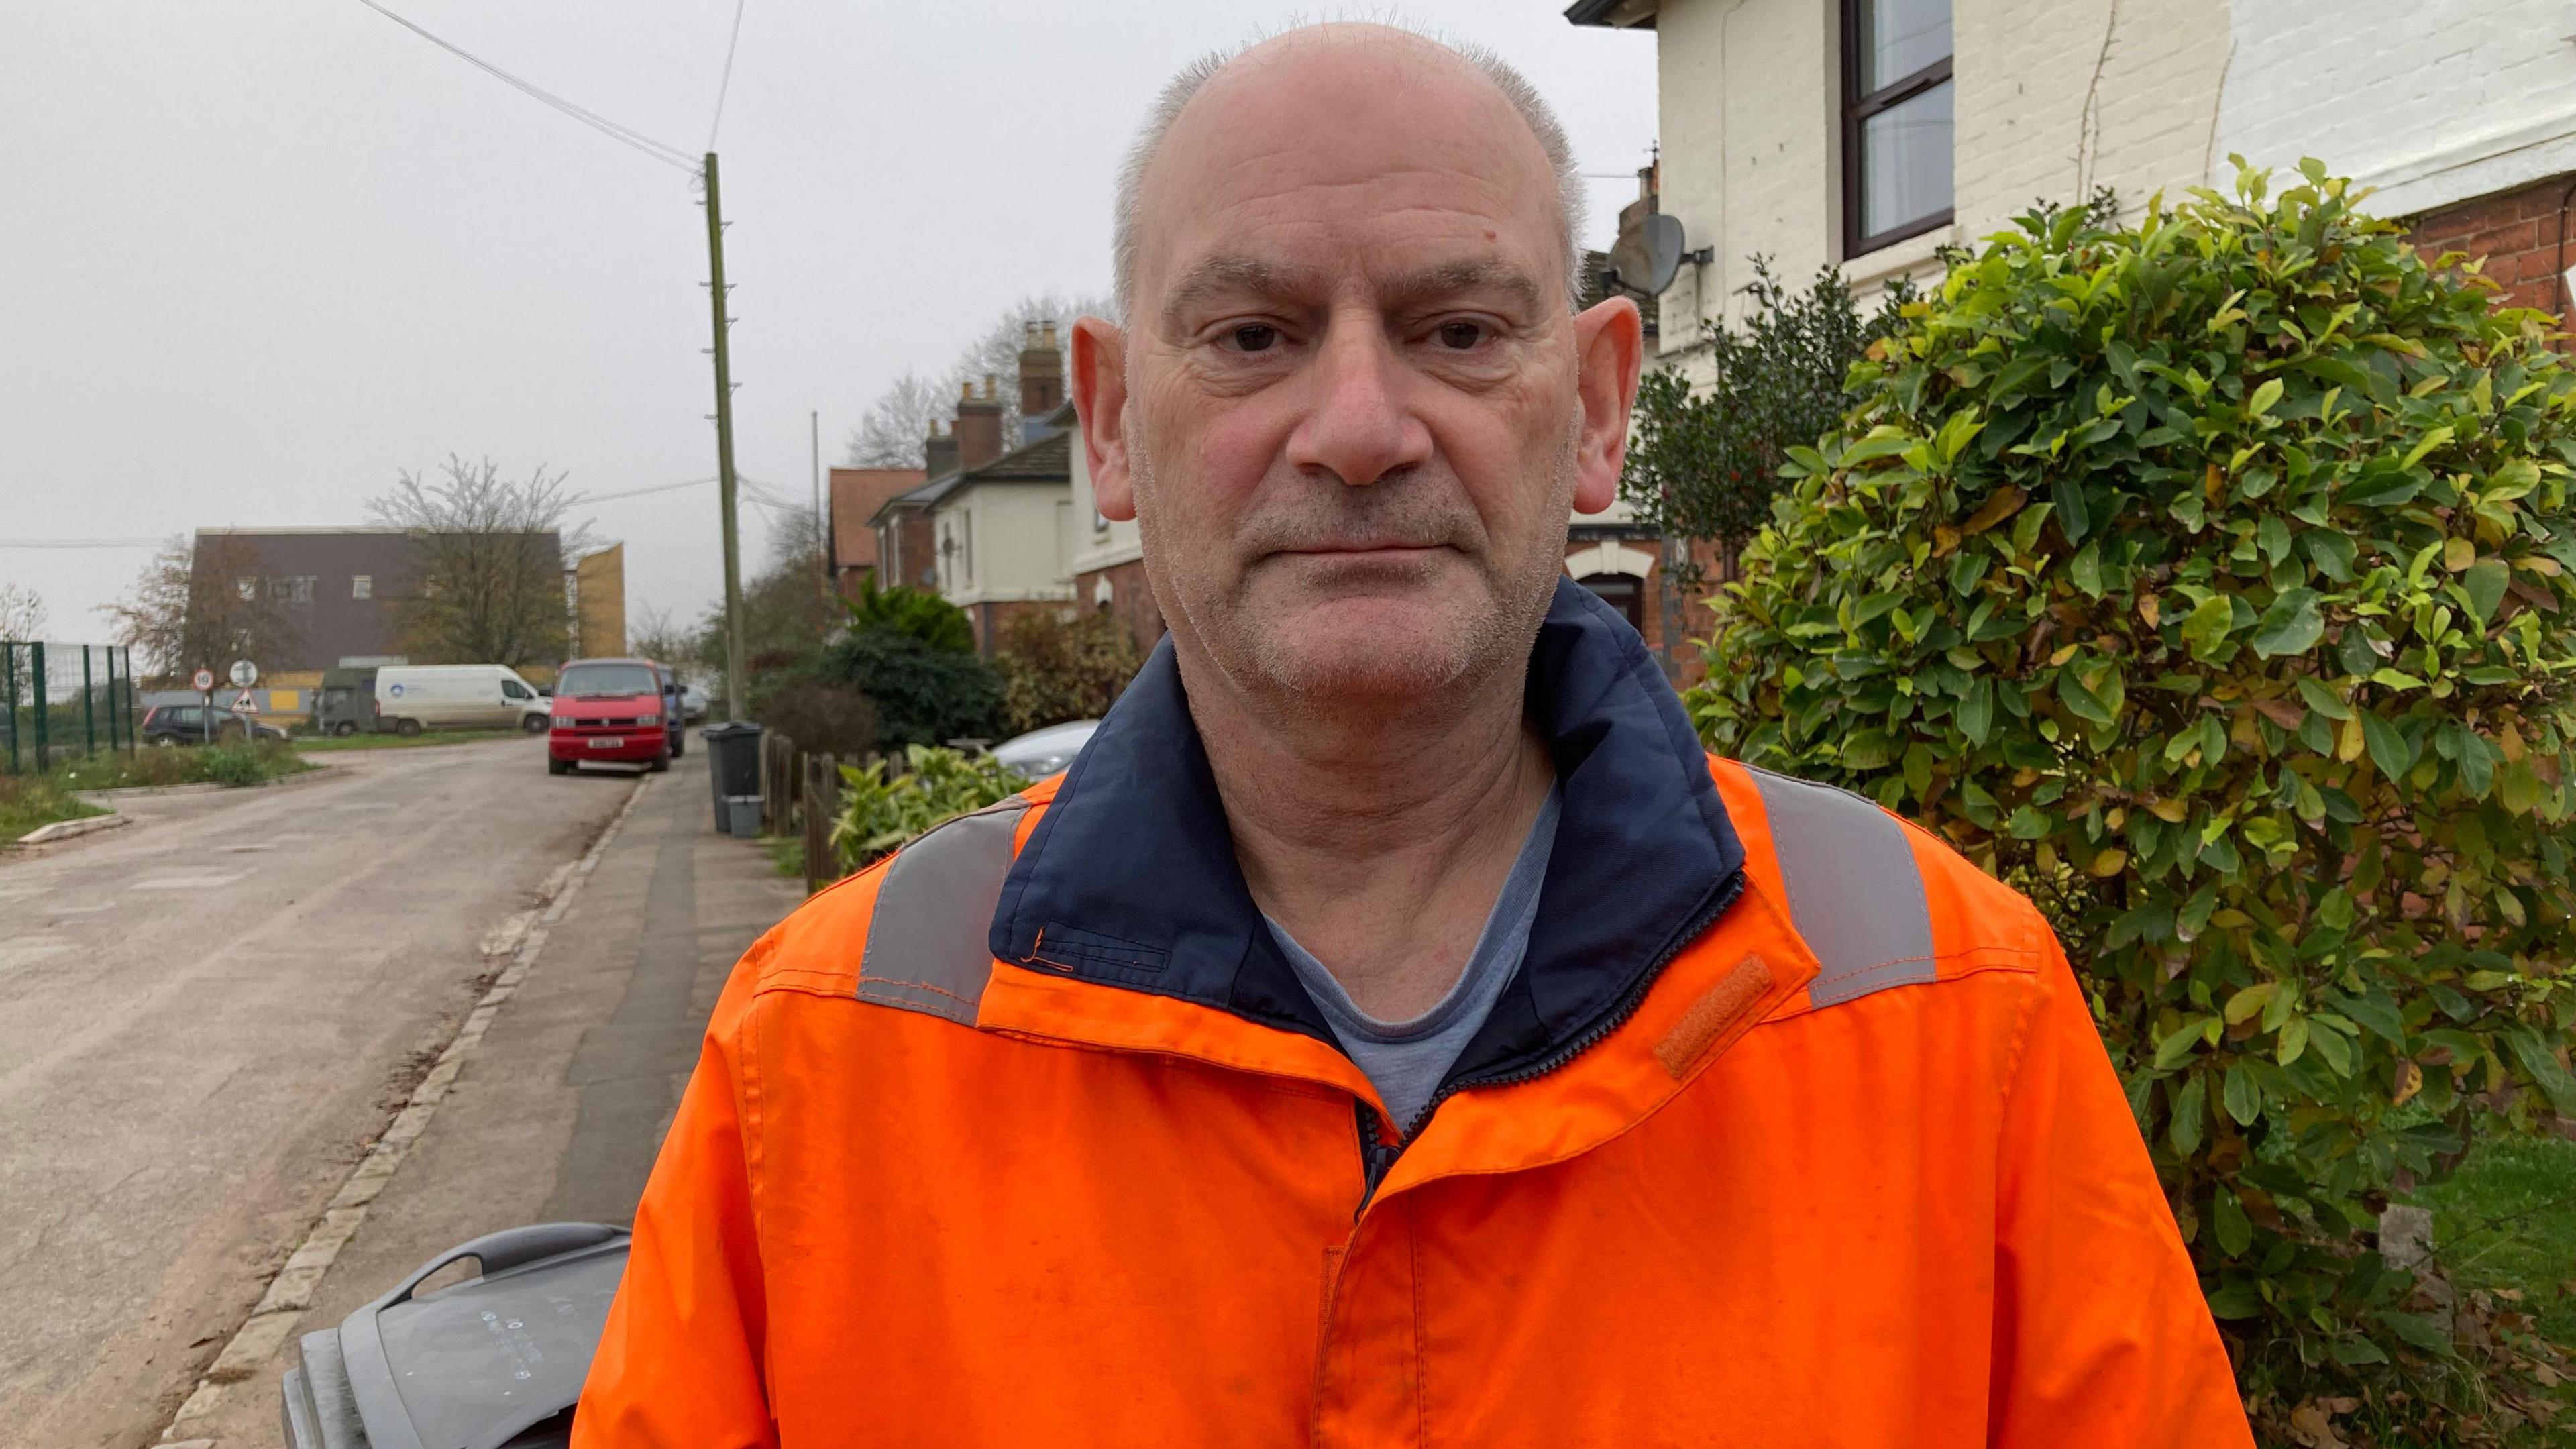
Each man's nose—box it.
[1283,318,1432,487]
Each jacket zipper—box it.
[1353,1101,1397,1218]
[1352,865,1750,1203]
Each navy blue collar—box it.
[989,576,1747,1089]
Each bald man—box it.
[576,24,2249,1447]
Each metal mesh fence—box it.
[1,641,138,773]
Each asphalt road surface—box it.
[0,737,637,1448]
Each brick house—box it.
[828,466,927,598]
[874,325,1081,653]
[1566,0,2576,331]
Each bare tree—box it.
[843,291,1112,468]
[627,604,698,671]
[369,456,597,668]
[0,581,46,641]
[1,582,44,701]
[105,534,294,682]
[842,369,948,469]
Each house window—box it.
[1842,0,1953,256]
[236,578,258,602]
[269,575,315,604]
[352,574,372,600]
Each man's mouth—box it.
[1272,541,1448,560]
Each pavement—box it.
[0,737,804,1449]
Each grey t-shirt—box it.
[1267,785,1561,1136]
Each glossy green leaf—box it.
[2249,588,2324,657]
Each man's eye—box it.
[1436,321,1487,350]
[1228,324,1279,352]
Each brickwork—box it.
[2408,176,2576,320]
[1077,559,1167,658]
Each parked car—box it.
[678,685,710,723]
[140,704,288,745]
[547,657,673,775]
[648,662,686,758]
[375,664,550,737]
[991,719,1099,780]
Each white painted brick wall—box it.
[2214,0,2576,217]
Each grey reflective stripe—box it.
[1748,768,1936,1009]
[855,798,1031,1026]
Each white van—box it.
[374,665,551,736]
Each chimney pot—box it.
[1016,319,1066,419]
[953,374,1005,471]
[981,373,998,401]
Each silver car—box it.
[990,720,1098,780]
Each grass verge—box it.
[2413,1135,2576,1348]
[0,775,106,840]
[293,728,529,752]
[1,740,311,839]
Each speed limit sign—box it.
[191,667,215,693]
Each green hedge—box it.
[1693,163,2576,1440]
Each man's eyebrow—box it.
[1377,258,1548,316]
[1160,254,1328,331]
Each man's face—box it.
[1075,30,1640,709]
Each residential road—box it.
[0,737,659,1447]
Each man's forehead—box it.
[1130,30,1562,311]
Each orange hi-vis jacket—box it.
[578,581,2253,1448]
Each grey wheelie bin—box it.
[280,1222,629,1449]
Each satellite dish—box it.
[1602,213,1699,298]
[1640,213,1688,294]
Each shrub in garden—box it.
[1693,163,2576,1439]
[993,609,1143,735]
[749,675,878,760]
[1621,259,1913,586]
[842,575,976,653]
[821,627,1001,750]
[832,743,1026,869]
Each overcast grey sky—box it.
[0,1,1657,645]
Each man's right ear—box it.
[1070,317,1135,521]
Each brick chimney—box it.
[954,376,1003,471]
[923,417,959,480]
[1018,321,1064,419]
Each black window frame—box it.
[1840,0,1955,258]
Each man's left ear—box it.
[1569,296,1644,516]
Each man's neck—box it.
[1181,654,1556,1022]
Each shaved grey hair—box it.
[1111,27,1589,320]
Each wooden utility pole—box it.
[702,150,746,720]
[812,409,829,602]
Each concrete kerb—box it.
[13,813,130,845]
[155,771,653,1442]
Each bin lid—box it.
[336,1223,628,1449]
[700,720,762,741]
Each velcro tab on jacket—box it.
[1654,954,1774,1079]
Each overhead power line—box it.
[568,476,718,506]
[707,0,749,151]
[350,0,700,174]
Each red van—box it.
[546,657,672,775]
